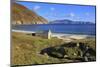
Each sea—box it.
[12,24,96,35]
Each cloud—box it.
[70,12,75,17]
[66,12,75,18]
[85,12,90,16]
[49,7,57,17]
[33,5,41,11]
[50,7,55,11]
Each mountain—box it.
[50,19,95,24]
[12,3,48,25]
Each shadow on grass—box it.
[40,42,96,61]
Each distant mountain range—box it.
[12,3,48,25]
[49,19,95,24]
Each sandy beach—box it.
[52,33,95,42]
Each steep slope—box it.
[12,3,48,24]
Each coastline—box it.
[52,33,95,42]
[12,29,95,42]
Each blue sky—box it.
[16,2,96,23]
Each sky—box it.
[16,1,96,23]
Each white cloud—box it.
[86,12,90,16]
[66,12,75,18]
[33,5,41,11]
[70,12,75,17]
[50,7,55,11]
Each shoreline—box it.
[52,33,95,37]
[12,29,95,42]
[12,29,95,36]
[52,33,95,42]
[12,29,95,38]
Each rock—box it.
[77,43,80,47]
[79,42,88,51]
[64,55,68,58]
[40,42,96,61]
[61,42,77,48]
[51,51,64,58]
[84,56,89,61]
[44,53,49,58]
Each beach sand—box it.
[52,33,95,42]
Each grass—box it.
[11,32,96,66]
[11,32,64,66]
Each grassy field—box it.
[11,32,96,66]
[11,32,65,65]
